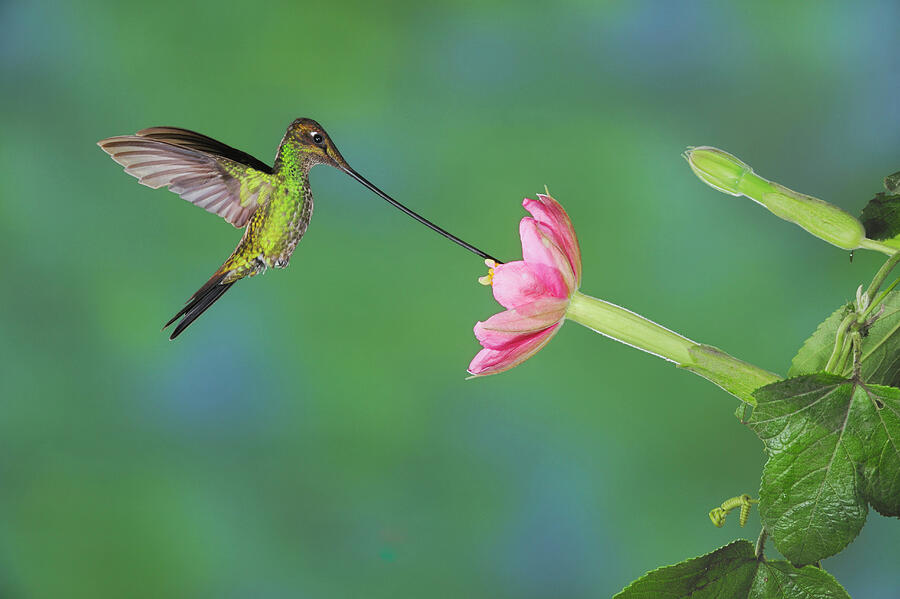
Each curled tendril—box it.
[708,507,728,527]
[740,499,752,527]
[708,494,757,528]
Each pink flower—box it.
[468,193,582,376]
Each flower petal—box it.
[490,261,550,309]
[523,194,582,284]
[467,323,562,376]
[474,298,568,349]
[519,217,575,296]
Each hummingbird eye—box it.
[311,132,324,145]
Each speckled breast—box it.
[265,184,314,269]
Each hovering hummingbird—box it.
[98,118,498,339]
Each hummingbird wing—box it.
[133,127,273,173]
[98,129,275,228]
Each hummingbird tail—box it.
[164,271,235,340]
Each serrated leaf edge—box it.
[612,540,754,598]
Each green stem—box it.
[859,238,898,257]
[565,291,781,405]
[565,292,694,364]
[865,249,900,302]
[851,331,863,379]
[755,528,768,561]
[825,250,900,374]
[835,335,854,375]
[824,313,855,374]
[862,277,900,322]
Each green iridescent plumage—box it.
[99,117,498,339]
[99,118,346,338]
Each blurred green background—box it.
[1,0,898,596]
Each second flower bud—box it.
[685,146,865,250]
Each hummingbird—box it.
[98,118,499,339]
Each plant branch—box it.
[865,249,900,303]
[825,250,900,374]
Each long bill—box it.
[340,166,502,264]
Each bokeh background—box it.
[2,0,898,597]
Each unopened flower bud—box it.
[685,146,865,250]
[684,147,751,196]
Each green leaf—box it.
[860,192,900,248]
[751,560,850,598]
[613,540,850,599]
[885,171,900,194]
[749,374,900,566]
[788,303,851,377]
[789,291,900,387]
[614,541,757,598]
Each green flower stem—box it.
[686,147,876,252]
[864,248,900,302]
[565,291,780,405]
[734,172,865,251]
[859,238,897,256]
[565,291,694,364]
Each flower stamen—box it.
[478,259,498,286]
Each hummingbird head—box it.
[282,118,499,264]
[284,118,351,170]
